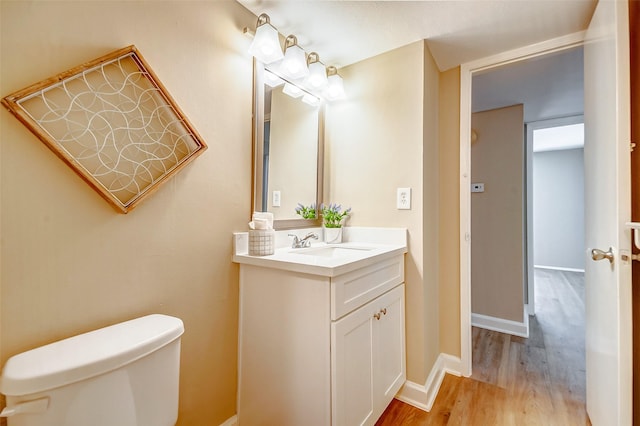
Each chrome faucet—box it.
[289,232,319,248]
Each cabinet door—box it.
[331,300,376,426]
[331,284,406,426]
[373,284,406,416]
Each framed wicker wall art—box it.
[2,45,208,213]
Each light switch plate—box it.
[272,190,281,207]
[397,187,411,210]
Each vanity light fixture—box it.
[248,14,284,64]
[264,70,285,87]
[325,66,346,101]
[280,35,309,80]
[245,13,346,102]
[282,82,304,98]
[305,52,328,90]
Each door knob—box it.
[591,247,614,264]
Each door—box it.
[332,300,376,426]
[584,1,632,425]
[631,1,640,422]
[374,285,406,410]
[331,285,406,426]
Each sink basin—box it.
[291,245,374,258]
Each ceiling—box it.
[239,1,590,150]
[472,45,585,123]
[533,123,584,152]
[237,0,596,71]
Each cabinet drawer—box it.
[331,255,404,320]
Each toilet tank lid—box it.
[0,314,184,396]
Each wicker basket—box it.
[248,229,275,256]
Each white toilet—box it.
[0,314,184,426]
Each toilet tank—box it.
[0,314,184,426]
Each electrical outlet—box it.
[397,188,411,210]
[272,190,281,207]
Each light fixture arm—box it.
[284,35,299,49]
[307,52,320,65]
[256,13,271,27]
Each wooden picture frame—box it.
[2,45,208,213]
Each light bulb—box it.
[248,15,283,64]
[264,70,284,87]
[280,36,309,80]
[302,93,320,106]
[326,73,345,101]
[283,83,304,98]
[307,61,328,90]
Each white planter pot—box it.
[324,226,343,244]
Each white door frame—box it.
[459,31,586,376]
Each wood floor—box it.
[376,269,589,425]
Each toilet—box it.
[0,314,184,426]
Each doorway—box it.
[459,33,586,376]
[528,117,585,316]
[468,45,584,344]
[462,5,633,421]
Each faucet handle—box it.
[288,234,300,243]
[288,234,301,248]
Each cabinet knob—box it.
[373,312,381,320]
[381,308,387,316]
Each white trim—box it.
[471,312,530,338]
[534,264,585,273]
[395,353,462,412]
[527,115,585,131]
[459,30,586,379]
[395,380,432,411]
[525,303,534,317]
[219,415,237,426]
[463,31,586,74]
[525,120,535,316]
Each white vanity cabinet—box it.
[237,253,406,426]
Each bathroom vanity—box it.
[233,228,407,426]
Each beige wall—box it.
[421,43,442,377]
[325,41,440,384]
[471,105,525,322]
[0,2,255,424]
[438,67,461,357]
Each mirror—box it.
[252,61,324,229]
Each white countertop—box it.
[232,227,408,277]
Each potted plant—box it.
[295,203,317,219]
[321,203,351,243]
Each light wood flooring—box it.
[376,268,589,425]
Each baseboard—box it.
[219,415,237,426]
[471,312,529,338]
[534,264,585,273]
[395,353,462,412]
[228,354,462,420]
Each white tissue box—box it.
[248,229,275,256]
